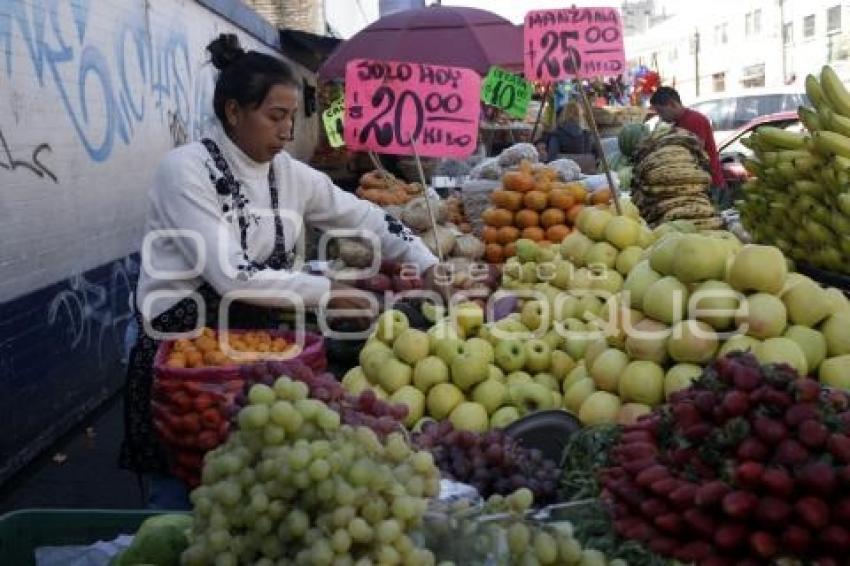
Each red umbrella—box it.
[318,5,523,80]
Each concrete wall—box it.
[0,0,318,484]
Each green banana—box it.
[821,65,850,118]
[834,154,850,171]
[776,161,796,180]
[839,192,850,215]
[806,74,832,112]
[740,136,755,149]
[799,106,823,131]
[813,130,850,158]
[761,151,780,166]
[793,155,820,175]
[794,179,822,194]
[756,127,806,150]
[824,107,850,137]
[742,158,763,177]
[775,149,811,162]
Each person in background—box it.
[649,86,728,208]
[545,102,596,163]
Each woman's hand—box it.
[422,264,453,303]
[326,281,379,330]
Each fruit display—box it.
[601,353,850,564]
[610,123,649,191]
[412,420,562,503]
[111,513,193,566]
[165,327,298,368]
[480,160,615,263]
[737,64,850,274]
[182,376,442,565]
[630,126,722,229]
[355,169,424,206]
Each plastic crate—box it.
[0,509,164,566]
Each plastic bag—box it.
[469,157,502,180]
[152,330,325,486]
[546,158,583,182]
[497,143,539,167]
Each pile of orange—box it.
[166,327,297,368]
[480,161,613,263]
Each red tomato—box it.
[171,392,192,413]
[194,393,214,412]
[198,430,220,451]
[182,413,201,433]
[183,382,205,396]
[201,408,223,430]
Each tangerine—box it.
[523,190,548,211]
[497,226,520,244]
[546,224,571,243]
[521,226,545,241]
[540,208,566,228]
[481,226,500,243]
[566,204,585,224]
[514,209,540,228]
[548,189,575,211]
[485,243,504,263]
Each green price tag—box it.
[481,66,533,119]
[322,97,345,148]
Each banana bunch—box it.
[631,127,722,229]
[737,64,850,274]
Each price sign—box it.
[344,59,481,158]
[322,97,345,148]
[524,7,626,83]
[481,66,533,119]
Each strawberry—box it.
[636,465,670,487]
[695,480,732,507]
[774,438,809,466]
[749,531,777,559]
[683,508,716,536]
[721,390,750,417]
[782,525,812,555]
[639,498,670,517]
[650,477,680,496]
[669,482,697,508]
[820,525,850,552]
[755,496,791,524]
[722,490,759,518]
[797,461,837,496]
[714,522,749,550]
[798,419,829,448]
[796,496,830,530]
[647,536,677,556]
[827,433,850,464]
[736,437,769,461]
[762,467,795,498]
[794,377,821,402]
[654,513,683,534]
[834,497,850,522]
[622,456,658,474]
[753,415,788,445]
[735,461,764,488]
[784,402,819,427]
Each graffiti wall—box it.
[0,0,319,483]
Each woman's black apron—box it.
[119,139,294,474]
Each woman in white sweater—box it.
[121,34,440,504]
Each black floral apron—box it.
[119,139,293,474]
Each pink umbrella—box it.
[318,5,523,79]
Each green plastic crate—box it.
[0,509,163,566]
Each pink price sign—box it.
[344,59,481,158]
[524,7,625,83]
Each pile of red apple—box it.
[601,352,850,564]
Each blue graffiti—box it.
[0,0,192,162]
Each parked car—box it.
[718,110,801,191]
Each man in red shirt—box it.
[650,87,729,207]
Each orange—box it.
[167,354,187,368]
[490,190,512,208]
[546,224,571,243]
[481,225,500,243]
[502,190,524,211]
[503,242,517,258]
[497,226,520,244]
[540,208,566,228]
[548,189,575,211]
[503,171,535,192]
[485,243,504,263]
[591,188,613,205]
[523,190,548,211]
[566,204,584,225]
[514,209,540,229]
[535,167,558,183]
[565,182,588,204]
[272,338,288,352]
[521,226,545,241]
[482,208,514,227]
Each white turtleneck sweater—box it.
[136,124,438,319]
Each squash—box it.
[452,234,485,260]
[617,123,649,160]
[420,225,456,258]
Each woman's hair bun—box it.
[207,34,246,71]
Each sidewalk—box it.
[0,395,144,514]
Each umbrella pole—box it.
[408,138,445,264]
[367,151,391,180]
[530,84,551,143]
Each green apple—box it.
[624,318,670,365]
[393,328,430,365]
[506,371,533,388]
[583,242,619,270]
[503,257,522,280]
[667,320,719,364]
[551,390,563,408]
[560,232,593,266]
[375,309,409,343]
[615,246,643,276]
[378,357,412,393]
[520,300,550,333]
[533,372,559,391]
[342,366,370,395]
[536,244,558,264]
[784,325,827,372]
[426,383,464,420]
[561,318,592,360]
[822,312,850,356]
[691,280,740,331]
[543,329,564,351]
[726,244,788,295]
[605,215,641,250]
[578,391,622,426]
[464,337,495,364]
[494,340,527,373]
[524,340,552,373]
[428,321,460,352]
[372,385,389,401]
[664,363,702,399]
[591,269,624,296]
[472,379,508,414]
[553,293,580,321]
[491,316,531,343]
[449,402,489,433]
[648,233,685,275]
[551,259,575,290]
[582,336,610,369]
[520,262,538,283]
[451,351,490,391]
[412,355,450,393]
[490,406,520,429]
[736,293,787,340]
[619,361,665,406]
[782,276,832,327]
[825,287,850,314]
[516,238,539,263]
[820,355,850,390]
[488,365,505,383]
[509,382,556,415]
[590,348,629,392]
[568,267,593,290]
[455,301,485,336]
[671,235,728,283]
[642,276,689,325]
[576,295,604,321]
[359,340,393,369]
[363,350,393,384]
[421,302,446,323]
[550,350,577,381]
[756,337,808,375]
[562,363,588,392]
[390,386,425,428]
[435,338,466,366]
[718,334,762,358]
[563,377,596,413]
[622,260,662,309]
[477,324,493,343]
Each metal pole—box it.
[694,29,701,97]
[409,138,445,263]
[530,84,551,142]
